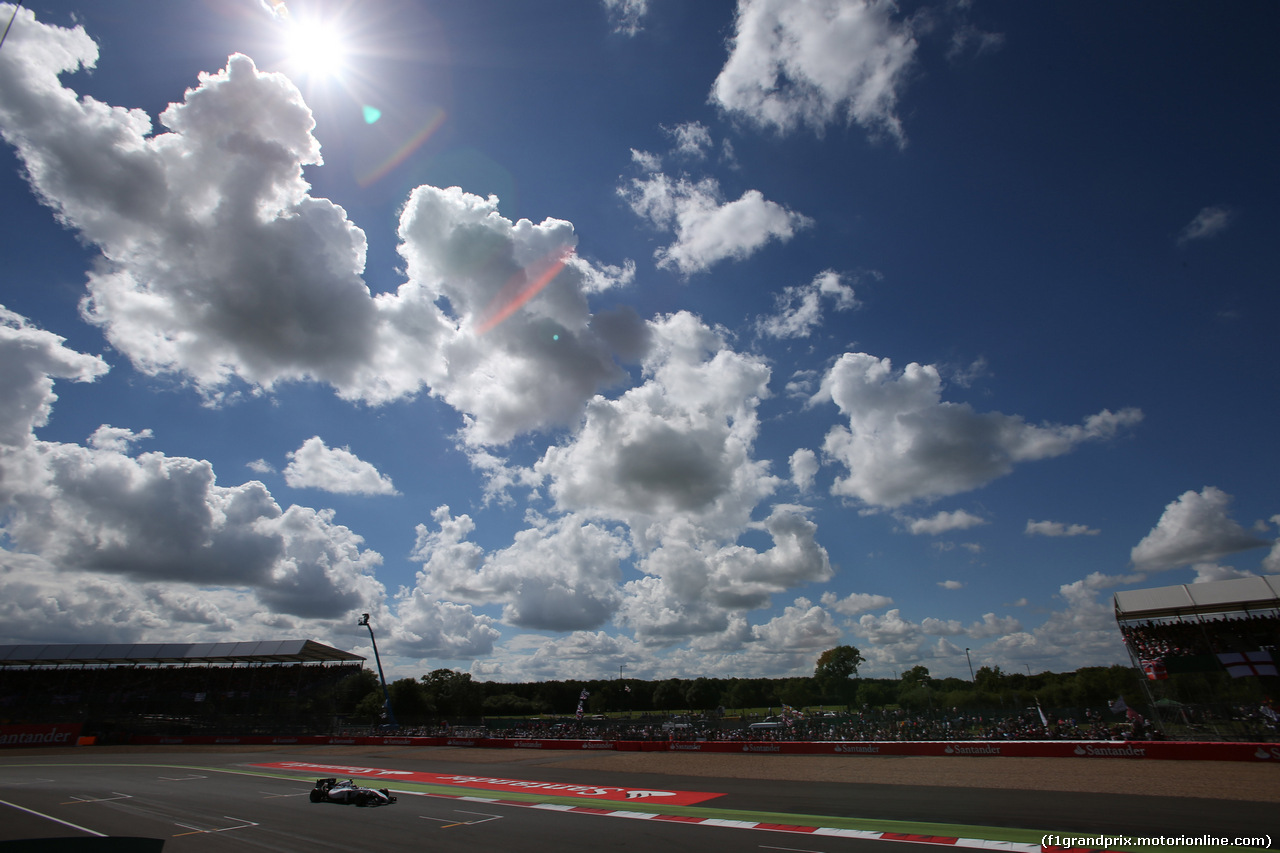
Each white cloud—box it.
[750,597,840,651]
[664,121,714,159]
[616,503,833,645]
[0,21,639,447]
[0,306,109,450]
[820,590,893,615]
[966,612,1022,638]
[850,607,919,648]
[602,0,650,36]
[937,579,964,590]
[903,509,986,535]
[0,305,504,649]
[472,631,642,682]
[1265,516,1280,574]
[390,184,642,445]
[920,616,962,635]
[87,425,153,453]
[1130,487,1271,572]
[789,447,819,492]
[391,589,501,660]
[757,270,858,339]
[1190,563,1256,584]
[283,436,398,496]
[619,172,811,275]
[816,352,1143,507]
[247,458,276,474]
[981,573,1136,675]
[711,0,917,142]
[1025,519,1100,537]
[536,311,780,539]
[1178,205,1234,244]
[412,508,631,633]
[629,147,662,172]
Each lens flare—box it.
[356,107,446,187]
[475,247,574,336]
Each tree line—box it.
[334,645,1167,727]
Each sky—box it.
[0,0,1276,685]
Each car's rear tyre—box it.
[309,790,323,803]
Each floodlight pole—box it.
[358,613,397,728]
[965,648,975,682]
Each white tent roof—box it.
[1113,576,1280,621]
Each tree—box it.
[389,677,434,725]
[652,678,685,712]
[684,677,721,712]
[421,669,482,718]
[898,666,934,711]
[814,645,864,705]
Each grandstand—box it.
[1114,577,1279,739]
[0,641,366,741]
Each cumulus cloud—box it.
[821,590,893,615]
[536,311,780,537]
[815,352,1143,507]
[87,425,154,453]
[1026,519,1100,537]
[412,507,630,633]
[937,580,964,590]
[751,597,840,651]
[392,589,500,659]
[1265,517,1280,574]
[472,631,642,682]
[903,509,986,535]
[981,573,1139,675]
[757,270,858,339]
[1178,205,1234,245]
[0,305,503,651]
[0,15,640,447]
[1130,487,1271,573]
[1190,563,1256,584]
[619,170,812,275]
[283,436,398,496]
[0,306,109,449]
[789,447,819,492]
[711,0,917,142]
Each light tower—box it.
[358,613,398,728]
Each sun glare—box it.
[285,18,348,80]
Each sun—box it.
[284,17,349,81]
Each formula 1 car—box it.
[309,777,397,806]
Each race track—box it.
[0,748,1273,852]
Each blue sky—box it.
[0,0,1276,683]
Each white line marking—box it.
[64,792,133,804]
[0,797,106,837]
[173,816,259,836]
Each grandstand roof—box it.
[1114,576,1280,621]
[0,640,364,667]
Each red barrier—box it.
[0,723,82,748]
[120,733,1280,761]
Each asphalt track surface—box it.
[0,749,1274,853]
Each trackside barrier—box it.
[121,733,1280,762]
[0,723,82,748]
